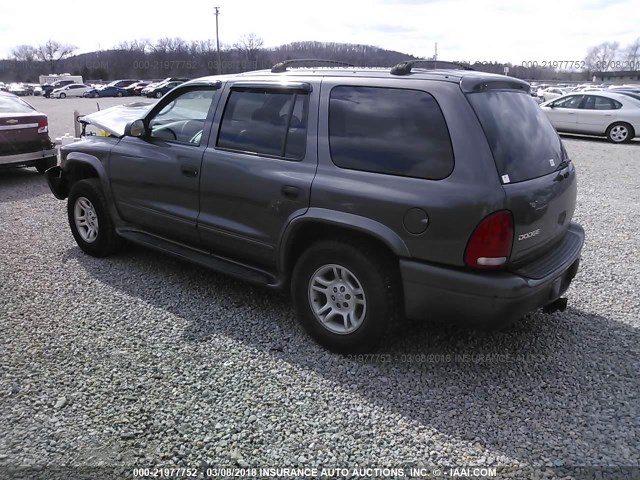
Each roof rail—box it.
[390,60,475,76]
[271,59,355,73]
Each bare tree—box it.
[35,40,76,72]
[233,33,264,62]
[584,41,620,71]
[622,37,640,68]
[116,39,150,53]
[11,45,37,63]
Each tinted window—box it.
[552,95,583,108]
[467,90,564,184]
[149,89,217,145]
[583,95,622,110]
[328,86,454,180]
[217,88,308,160]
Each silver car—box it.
[540,91,640,143]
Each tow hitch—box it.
[543,297,568,314]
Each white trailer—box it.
[39,73,83,85]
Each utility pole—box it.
[214,6,221,75]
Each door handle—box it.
[281,185,301,200]
[181,166,198,177]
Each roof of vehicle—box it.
[184,64,530,93]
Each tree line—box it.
[1,36,639,84]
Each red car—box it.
[0,92,57,173]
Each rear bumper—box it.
[401,222,584,326]
[0,148,57,166]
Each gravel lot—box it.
[1,98,639,480]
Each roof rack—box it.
[390,60,475,76]
[271,59,355,73]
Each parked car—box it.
[144,80,184,98]
[538,87,567,102]
[51,84,93,98]
[42,79,76,98]
[124,81,151,96]
[0,91,57,173]
[106,79,139,88]
[132,82,153,96]
[540,91,640,143]
[45,61,584,353]
[7,83,29,96]
[83,86,130,98]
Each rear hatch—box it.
[464,79,577,266]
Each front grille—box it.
[512,228,583,280]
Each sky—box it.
[0,0,638,64]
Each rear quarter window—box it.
[328,86,454,180]
[467,90,564,183]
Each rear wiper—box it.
[555,159,571,172]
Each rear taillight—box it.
[464,210,514,270]
[37,120,48,134]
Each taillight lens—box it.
[464,210,514,270]
[37,120,48,134]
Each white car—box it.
[538,87,568,102]
[540,91,640,143]
[51,84,92,98]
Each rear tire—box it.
[67,179,123,257]
[116,91,123,97]
[291,240,400,353]
[35,157,57,174]
[155,91,163,98]
[606,122,633,143]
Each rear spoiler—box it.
[460,75,530,93]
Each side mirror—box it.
[125,119,146,137]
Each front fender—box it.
[45,165,67,200]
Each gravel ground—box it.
[1,129,639,480]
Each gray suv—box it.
[46,60,584,353]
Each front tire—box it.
[155,91,163,98]
[67,179,122,257]
[35,157,56,174]
[606,122,633,143]
[59,93,66,99]
[291,240,400,353]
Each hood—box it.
[79,101,154,137]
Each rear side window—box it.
[583,95,622,110]
[467,90,564,184]
[329,86,454,180]
[217,88,308,160]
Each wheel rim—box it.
[610,125,628,142]
[74,196,99,243]
[308,264,366,335]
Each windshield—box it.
[466,90,565,184]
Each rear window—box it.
[467,90,564,184]
[0,96,35,114]
[329,86,454,180]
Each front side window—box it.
[148,88,217,145]
[217,88,308,159]
[552,95,583,108]
[328,86,454,180]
